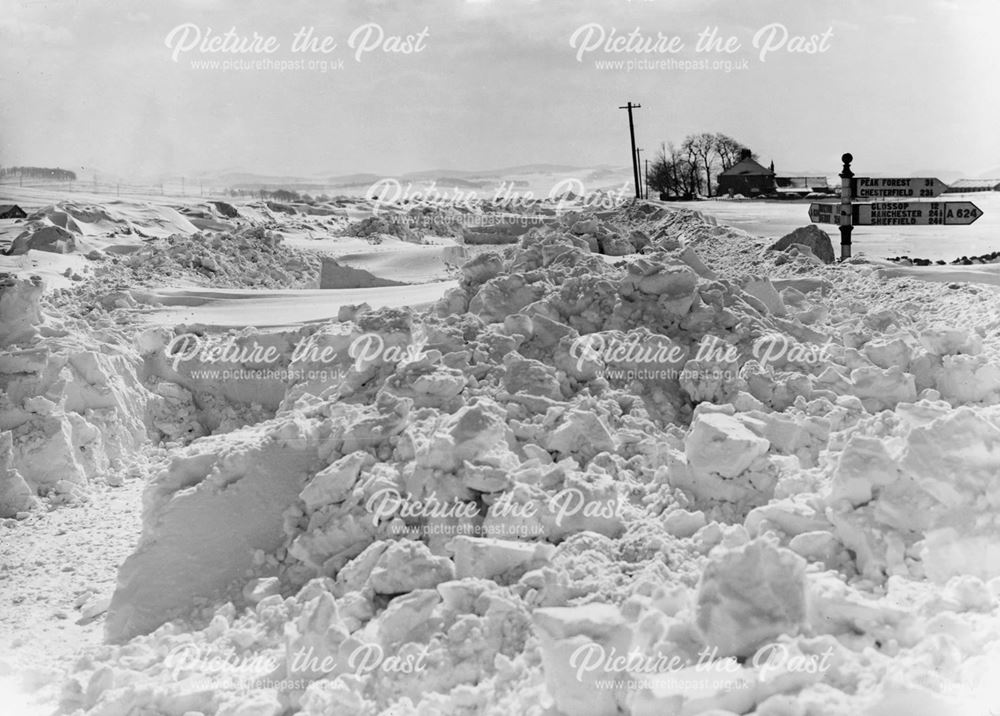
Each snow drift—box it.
[7,196,1000,716]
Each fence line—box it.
[0,180,230,201]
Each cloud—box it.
[0,17,72,46]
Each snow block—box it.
[0,274,44,347]
[0,431,38,517]
[768,226,835,264]
[696,538,808,658]
[533,604,631,716]
[105,417,325,642]
[447,535,554,580]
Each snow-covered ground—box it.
[3,189,1000,716]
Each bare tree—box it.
[713,133,750,171]
[651,132,757,199]
[681,133,716,197]
[649,143,700,199]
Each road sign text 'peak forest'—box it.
[853,177,948,199]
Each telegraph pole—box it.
[618,101,642,198]
[635,147,643,199]
[644,159,650,200]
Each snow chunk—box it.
[919,328,981,356]
[663,508,707,538]
[622,262,699,314]
[936,355,1000,403]
[828,434,899,507]
[769,225,835,264]
[0,431,39,517]
[741,277,787,316]
[849,365,917,411]
[0,275,44,347]
[105,417,324,642]
[923,528,1000,584]
[627,661,757,716]
[369,540,456,594]
[418,399,515,471]
[447,535,554,580]
[674,410,774,503]
[863,336,911,370]
[546,409,618,463]
[533,604,631,716]
[687,411,770,480]
[696,538,808,658]
[299,451,372,511]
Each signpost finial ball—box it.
[842,153,853,164]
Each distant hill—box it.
[908,169,966,183]
[122,163,634,195]
[978,165,1000,179]
[214,171,333,187]
[779,169,972,184]
[399,164,599,181]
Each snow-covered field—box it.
[3,188,1000,716]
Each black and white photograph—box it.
[1,1,999,714]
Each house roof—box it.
[719,157,774,177]
[0,204,24,214]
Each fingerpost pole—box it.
[839,153,854,261]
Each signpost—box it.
[809,154,984,260]
[839,154,854,259]
[808,202,840,224]
[853,177,947,199]
[809,200,983,227]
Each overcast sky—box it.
[2,0,998,179]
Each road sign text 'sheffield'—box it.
[853,177,947,199]
[809,201,982,226]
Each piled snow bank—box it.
[462,220,534,245]
[1,277,152,496]
[94,226,320,289]
[341,215,423,243]
[21,201,200,242]
[44,199,1000,716]
[1,339,151,494]
[823,402,1000,582]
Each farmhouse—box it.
[0,204,27,219]
[717,149,775,197]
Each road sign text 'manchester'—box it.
[810,201,982,226]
